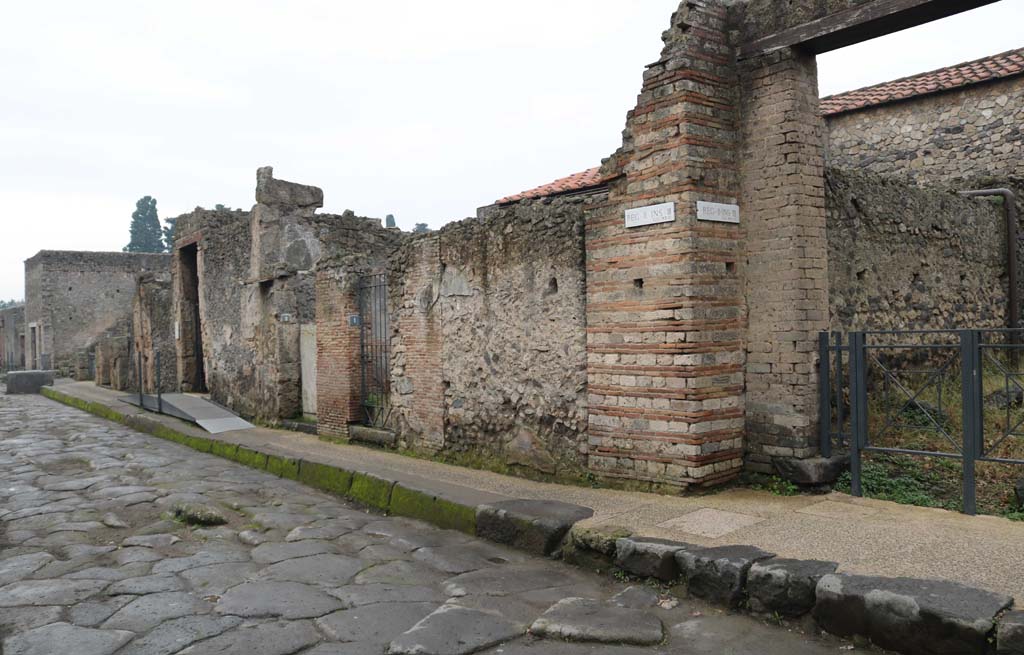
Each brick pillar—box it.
[738,48,829,472]
[585,1,745,489]
[315,268,362,438]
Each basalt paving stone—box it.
[256,553,365,586]
[529,598,664,645]
[250,539,337,564]
[152,550,250,574]
[68,595,138,627]
[115,547,165,565]
[179,562,263,596]
[1,622,135,655]
[327,583,448,608]
[0,605,65,634]
[479,639,670,654]
[387,604,524,655]
[214,581,344,619]
[353,559,447,586]
[122,533,181,548]
[176,619,322,655]
[0,578,109,606]
[315,601,439,644]
[0,552,54,585]
[116,615,244,655]
[303,643,380,655]
[359,544,411,563]
[412,544,516,574]
[102,591,213,632]
[444,565,592,598]
[108,573,187,595]
[63,565,148,581]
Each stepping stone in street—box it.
[530,597,664,646]
[1,622,134,655]
[387,604,524,655]
[176,620,321,655]
[102,591,213,632]
[215,581,343,619]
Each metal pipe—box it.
[959,188,1019,340]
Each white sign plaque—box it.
[625,202,675,228]
[697,201,740,224]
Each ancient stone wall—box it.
[0,305,25,372]
[23,251,170,375]
[827,168,1007,332]
[826,75,1024,187]
[434,197,590,474]
[132,272,176,393]
[173,209,253,411]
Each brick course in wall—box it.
[584,1,745,489]
[738,49,830,472]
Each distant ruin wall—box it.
[827,168,1008,332]
[826,75,1024,187]
[0,305,24,372]
[23,251,170,374]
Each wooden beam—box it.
[739,0,1001,60]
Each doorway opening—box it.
[178,244,207,393]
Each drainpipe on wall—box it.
[959,188,1019,353]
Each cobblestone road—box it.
[0,393,868,654]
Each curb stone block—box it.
[347,471,395,510]
[476,500,593,557]
[676,545,774,607]
[529,597,664,645]
[813,574,1014,655]
[233,447,269,470]
[615,537,694,582]
[564,526,633,571]
[210,441,239,460]
[265,455,300,480]
[998,611,1024,655]
[388,485,476,535]
[297,461,353,497]
[747,558,838,617]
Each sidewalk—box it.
[45,380,1024,600]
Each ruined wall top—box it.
[24,250,170,271]
[255,166,323,212]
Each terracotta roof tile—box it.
[497,48,1024,204]
[497,166,605,204]
[821,47,1024,116]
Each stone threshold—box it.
[39,384,1023,655]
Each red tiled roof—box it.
[821,47,1024,116]
[497,49,1024,204]
[497,166,605,204]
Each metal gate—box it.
[358,273,391,428]
[820,329,1024,515]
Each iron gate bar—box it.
[358,273,391,428]
[819,332,831,458]
[960,329,979,515]
[866,351,961,451]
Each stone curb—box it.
[40,386,1022,655]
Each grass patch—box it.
[836,454,961,511]
[748,474,799,497]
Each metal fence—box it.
[820,329,1024,515]
[358,273,391,428]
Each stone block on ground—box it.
[747,558,838,617]
[813,574,1013,655]
[773,454,849,485]
[563,525,632,571]
[529,597,663,645]
[676,545,774,607]
[998,611,1024,655]
[475,500,593,556]
[615,536,693,582]
[5,371,56,395]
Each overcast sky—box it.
[1,1,1022,301]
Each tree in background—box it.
[0,299,21,309]
[124,196,164,253]
[412,223,430,234]
[162,217,177,252]
[386,214,396,228]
